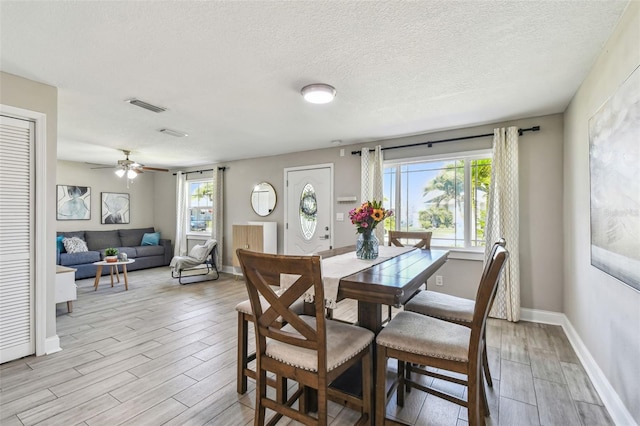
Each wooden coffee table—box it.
[93,259,135,291]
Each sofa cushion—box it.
[119,227,155,247]
[134,245,164,257]
[63,236,88,253]
[60,250,101,266]
[98,246,137,259]
[141,232,160,246]
[58,231,85,241]
[56,235,66,253]
[84,230,121,251]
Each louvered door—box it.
[0,115,35,363]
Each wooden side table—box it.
[92,259,135,291]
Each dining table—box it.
[309,245,450,333]
[303,245,450,418]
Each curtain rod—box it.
[172,167,226,176]
[351,126,540,156]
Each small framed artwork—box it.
[101,192,130,224]
[57,185,91,220]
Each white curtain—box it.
[486,127,521,321]
[210,167,224,269]
[361,145,385,241]
[174,171,188,257]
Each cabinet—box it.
[232,222,277,268]
[56,265,77,313]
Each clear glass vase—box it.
[356,229,379,260]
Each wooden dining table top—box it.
[316,245,450,333]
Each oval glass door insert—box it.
[299,183,318,240]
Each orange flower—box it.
[371,209,384,221]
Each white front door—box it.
[284,165,333,255]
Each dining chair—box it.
[235,295,304,398]
[403,239,506,388]
[237,249,374,426]
[375,241,508,426]
[387,230,432,249]
[386,230,433,320]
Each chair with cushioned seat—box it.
[235,295,304,399]
[403,238,506,388]
[237,249,373,426]
[375,240,508,426]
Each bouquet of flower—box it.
[348,200,393,234]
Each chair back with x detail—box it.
[388,230,432,249]
[237,249,373,426]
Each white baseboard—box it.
[44,335,61,355]
[522,308,636,426]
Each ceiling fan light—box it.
[115,169,126,178]
[127,169,137,179]
[301,83,336,104]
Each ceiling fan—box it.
[91,150,169,186]
[112,150,169,179]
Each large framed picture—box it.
[101,192,130,224]
[589,65,640,291]
[57,185,91,220]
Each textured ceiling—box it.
[0,1,629,169]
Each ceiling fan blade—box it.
[141,166,169,172]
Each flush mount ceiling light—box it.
[301,83,336,104]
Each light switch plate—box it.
[336,212,344,221]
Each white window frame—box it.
[384,149,492,252]
[186,177,214,236]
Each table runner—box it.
[280,246,416,309]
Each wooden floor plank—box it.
[0,267,613,426]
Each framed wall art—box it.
[589,65,640,291]
[101,192,130,224]
[56,185,91,220]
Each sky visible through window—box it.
[384,157,490,248]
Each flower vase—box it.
[356,229,379,260]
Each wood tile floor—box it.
[0,267,614,425]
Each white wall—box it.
[563,2,639,422]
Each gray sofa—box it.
[56,227,172,279]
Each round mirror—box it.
[251,182,277,216]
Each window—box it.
[383,151,491,248]
[188,179,213,234]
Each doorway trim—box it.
[283,163,334,254]
[1,104,50,356]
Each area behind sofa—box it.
[57,227,172,279]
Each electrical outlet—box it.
[435,275,444,286]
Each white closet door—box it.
[0,115,34,363]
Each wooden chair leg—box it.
[361,348,372,422]
[376,348,388,426]
[237,312,249,394]
[397,360,406,406]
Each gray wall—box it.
[564,2,639,422]
[0,72,58,341]
[151,113,564,313]
[56,160,158,232]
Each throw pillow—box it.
[141,232,160,246]
[188,244,209,261]
[63,236,88,254]
[56,235,66,253]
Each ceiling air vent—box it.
[159,128,188,137]
[125,98,167,113]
